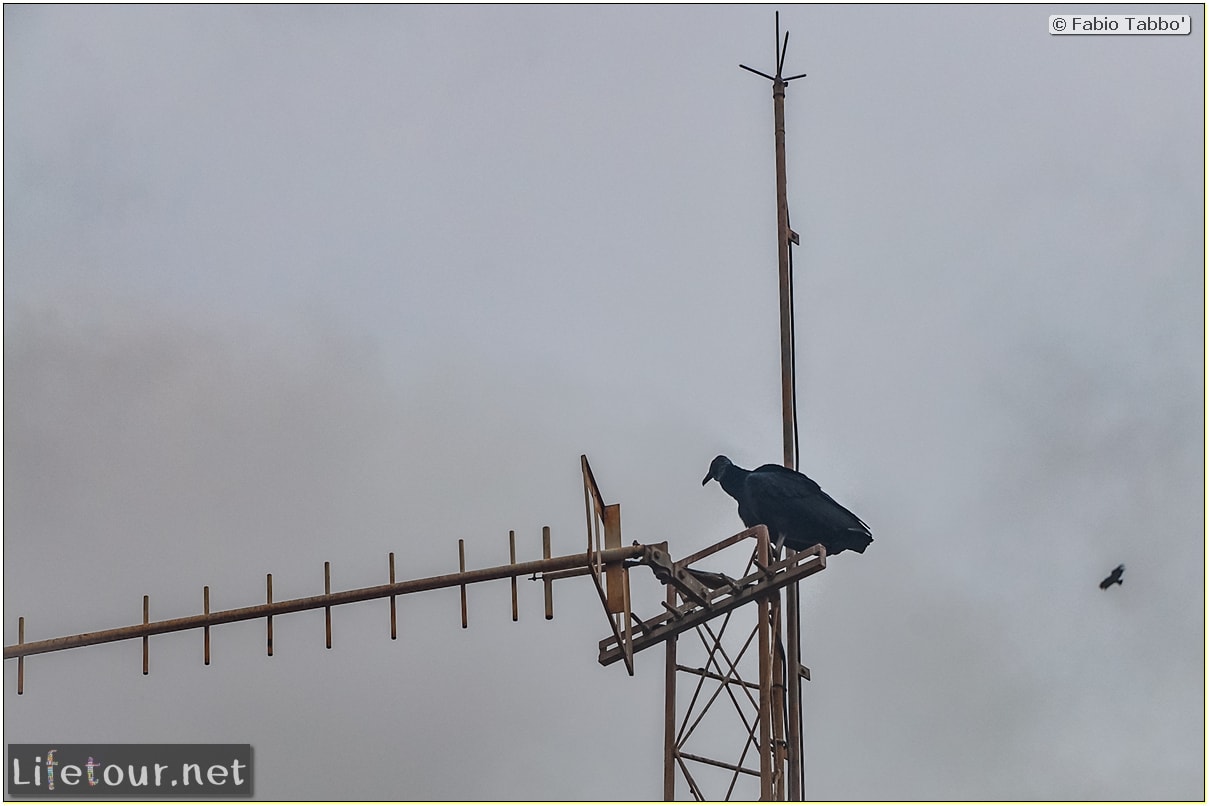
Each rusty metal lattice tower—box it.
[589,485,825,802]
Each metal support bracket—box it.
[597,527,825,668]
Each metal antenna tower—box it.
[744,10,810,799]
[741,11,808,477]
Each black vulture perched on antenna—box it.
[702,455,872,556]
[1099,564,1125,590]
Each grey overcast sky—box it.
[3,3,1204,800]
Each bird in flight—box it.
[702,455,872,556]
[1099,564,1125,590]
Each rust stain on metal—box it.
[757,532,774,800]
[603,503,624,615]
[663,584,677,801]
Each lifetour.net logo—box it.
[7,744,252,797]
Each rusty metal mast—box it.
[741,10,809,799]
[650,13,817,801]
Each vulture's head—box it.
[702,455,733,486]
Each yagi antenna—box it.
[5,449,831,799]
